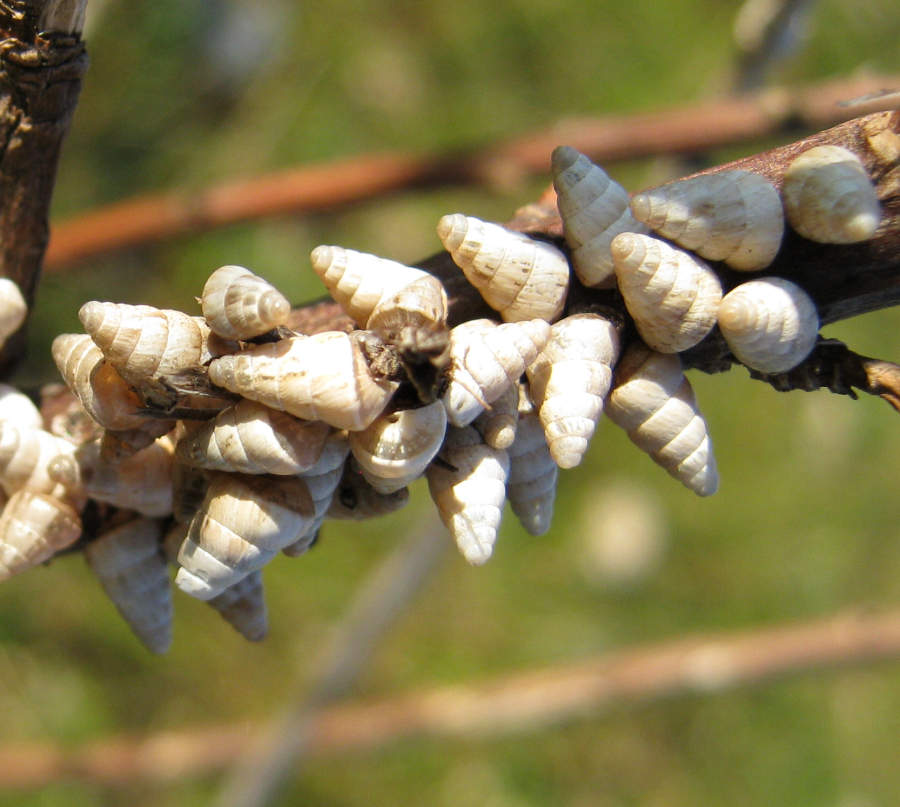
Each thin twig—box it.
[0,607,898,792]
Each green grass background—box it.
[2,0,900,804]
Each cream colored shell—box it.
[200,264,291,340]
[526,313,620,469]
[208,331,399,431]
[505,410,558,536]
[717,276,819,373]
[473,381,521,450]
[366,274,449,348]
[0,383,43,431]
[0,422,79,501]
[0,490,82,581]
[349,401,446,494]
[551,145,649,287]
[442,318,550,427]
[84,517,172,654]
[782,145,881,243]
[175,472,315,600]
[175,399,331,475]
[0,278,27,347]
[437,213,569,322]
[611,232,722,353]
[426,425,509,565]
[605,344,718,497]
[310,245,433,328]
[629,170,784,271]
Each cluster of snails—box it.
[0,141,883,652]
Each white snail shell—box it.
[366,274,449,348]
[426,425,509,565]
[605,344,718,497]
[175,399,332,475]
[200,264,291,340]
[781,145,881,243]
[473,381,521,450]
[324,457,410,521]
[310,245,433,328]
[349,401,447,494]
[506,410,558,536]
[551,145,649,287]
[175,472,316,600]
[84,517,172,654]
[717,276,819,373]
[0,490,82,582]
[526,313,620,469]
[0,422,80,501]
[0,382,43,431]
[629,170,784,271]
[437,213,569,322]
[611,232,723,353]
[208,331,399,431]
[442,318,551,427]
[0,278,26,347]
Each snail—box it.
[0,422,80,501]
[200,264,291,340]
[473,381,521,450]
[0,382,43,431]
[629,169,784,271]
[0,490,82,581]
[0,278,26,347]
[551,145,649,287]
[526,313,620,469]
[436,213,569,322]
[610,232,723,354]
[717,276,819,373]
[781,145,881,243]
[605,343,718,497]
[505,407,558,536]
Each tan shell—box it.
[325,458,410,521]
[207,331,399,431]
[366,274,449,349]
[611,232,723,353]
[0,490,82,581]
[84,517,172,654]
[473,381,521,450]
[0,278,27,347]
[310,245,433,328]
[505,410,557,536]
[426,425,509,565]
[605,344,718,496]
[551,145,649,287]
[717,277,819,373]
[782,145,881,243]
[629,170,784,271]
[526,313,620,469]
[437,213,569,322]
[175,472,316,600]
[282,430,351,556]
[0,383,43,431]
[0,422,80,501]
[349,400,447,494]
[175,399,331,475]
[200,264,291,340]
[442,318,550,427]
[207,569,268,641]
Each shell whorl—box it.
[0,490,82,581]
[611,232,723,354]
[629,170,784,271]
[437,213,569,322]
[717,277,819,373]
[200,265,291,340]
[505,410,557,536]
[781,145,881,243]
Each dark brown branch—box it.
[0,0,86,377]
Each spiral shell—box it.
[506,409,557,536]
[526,313,620,469]
[175,399,331,475]
[442,318,550,427]
[349,401,446,494]
[717,276,819,373]
[208,331,400,431]
[366,274,449,350]
[324,458,410,521]
[0,490,82,581]
[436,213,570,322]
[200,264,291,340]
[629,170,784,271]
[0,422,80,501]
[0,383,43,431]
[0,278,26,347]
[782,145,881,243]
[473,381,521,450]
[426,425,509,565]
[605,344,718,497]
[310,245,434,328]
[84,517,172,654]
[175,472,316,600]
[611,233,723,353]
[551,145,649,287]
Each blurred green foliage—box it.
[2,0,900,805]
